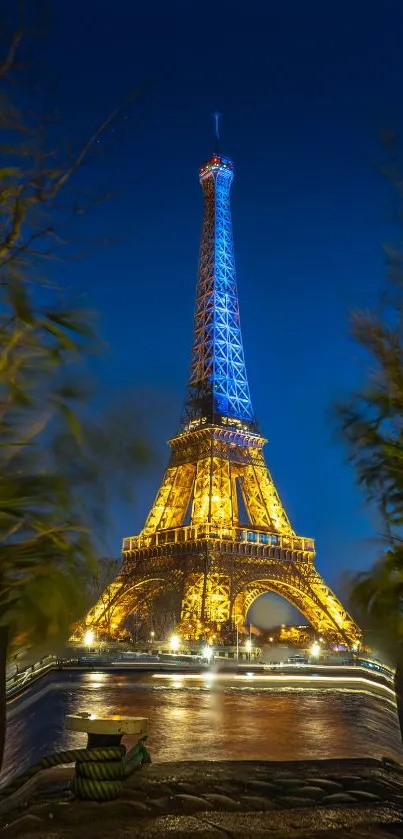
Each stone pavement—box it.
[1,758,403,837]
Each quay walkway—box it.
[6,652,395,704]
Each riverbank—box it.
[4,667,402,786]
[6,657,395,706]
[1,757,403,837]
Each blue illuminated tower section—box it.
[182,153,256,431]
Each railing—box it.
[6,655,57,698]
[123,524,315,555]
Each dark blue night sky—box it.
[37,1,403,608]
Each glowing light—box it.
[170,634,180,653]
[87,672,108,687]
[203,645,213,661]
[311,641,321,658]
[84,630,95,647]
[245,639,252,652]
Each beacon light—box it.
[170,634,180,653]
[84,629,94,647]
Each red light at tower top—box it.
[199,154,234,180]
[199,112,234,179]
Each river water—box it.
[2,670,402,786]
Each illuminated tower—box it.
[182,152,255,431]
[84,137,360,646]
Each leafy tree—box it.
[0,18,150,771]
[148,590,181,642]
[337,141,403,740]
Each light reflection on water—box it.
[2,670,402,786]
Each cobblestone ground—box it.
[1,758,403,837]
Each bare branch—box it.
[0,29,23,79]
[49,106,121,196]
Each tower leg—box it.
[200,553,210,623]
[180,568,231,639]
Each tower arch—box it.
[85,576,177,635]
[232,578,352,643]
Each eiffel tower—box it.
[84,139,360,647]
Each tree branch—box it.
[0,29,23,79]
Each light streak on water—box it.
[152,671,396,696]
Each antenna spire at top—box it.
[213,111,221,153]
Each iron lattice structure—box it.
[85,152,360,646]
[182,155,255,430]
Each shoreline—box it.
[7,659,395,706]
[1,757,403,837]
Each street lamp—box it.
[84,629,94,653]
[170,634,180,653]
[150,630,155,644]
[310,641,320,658]
[246,638,252,662]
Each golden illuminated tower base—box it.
[84,426,361,646]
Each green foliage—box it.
[0,285,151,656]
[341,552,403,658]
[337,147,403,653]
[338,308,403,532]
[0,21,150,662]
